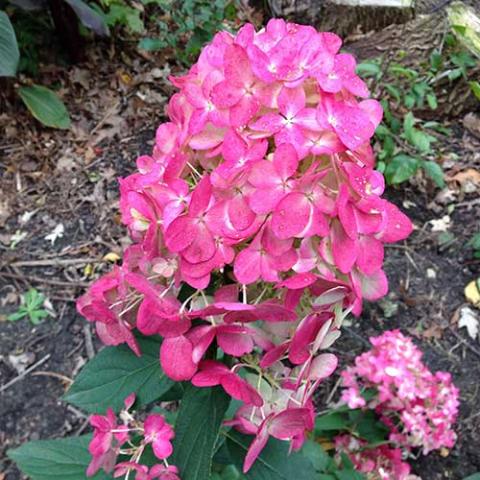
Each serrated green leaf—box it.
[172,385,230,480]
[63,336,173,413]
[18,85,71,129]
[138,37,168,51]
[423,161,445,188]
[315,411,350,433]
[226,430,317,480]
[0,11,19,77]
[8,435,112,480]
[7,310,27,322]
[301,440,332,472]
[356,61,381,78]
[426,93,438,109]
[469,81,480,101]
[384,155,420,184]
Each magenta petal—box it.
[356,236,384,275]
[234,247,261,284]
[268,408,311,440]
[160,336,197,381]
[217,328,254,357]
[165,216,196,253]
[243,423,270,473]
[352,268,388,301]
[309,353,338,380]
[181,226,216,263]
[249,113,284,134]
[191,326,216,364]
[260,342,289,368]
[273,143,299,180]
[228,195,256,231]
[189,176,212,217]
[271,192,311,239]
[191,360,229,387]
[377,202,413,242]
[331,221,358,274]
[211,80,243,108]
[221,374,263,406]
[334,104,375,151]
[152,438,173,460]
[276,272,318,289]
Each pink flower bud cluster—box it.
[87,394,180,479]
[78,19,413,473]
[334,434,421,480]
[340,330,460,455]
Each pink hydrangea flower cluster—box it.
[334,434,421,480]
[87,394,180,479]
[78,19,413,473]
[340,330,459,455]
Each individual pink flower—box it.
[143,414,175,460]
[87,409,128,476]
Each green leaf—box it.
[403,112,416,137]
[384,84,401,102]
[384,155,420,184]
[63,336,173,413]
[7,310,27,322]
[64,0,110,36]
[315,411,350,433]
[0,11,19,77]
[426,93,438,109]
[8,435,111,480]
[301,440,332,472]
[356,61,381,78]
[226,430,317,480]
[464,474,480,480]
[138,37,168,51]
[172,385,230,480]
[423,160,445,188]
[18,85,71,129]
[469,81,480,101]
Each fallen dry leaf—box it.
[450,168,480,193]
[463,113,480,138]
[458,306,479,340]
[429,215,451,232]
[465,278,480,308]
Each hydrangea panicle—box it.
[340,330,459,455]
[78,18,415,475]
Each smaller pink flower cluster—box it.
[340,330,459,455]
[334,435,421,480]
[87,394,180,480]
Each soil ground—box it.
[1,7,480,480]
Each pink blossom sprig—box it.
[78,19,413,473]
[334,434,421,480]
[87,394,180,479]
[340,330,460,455]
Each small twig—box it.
[326,376,342,406]
[83,324,95,360]
[67,404,88,419]
[0,354,51,394]
[31,371,73,386]
[0,271,90,288]
[4,257,101,268]
[448,327,480,359]
[89,100,121,137]
[75,418,91,436]
[455,198,480,209]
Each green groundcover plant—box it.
[9,19,462,480]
